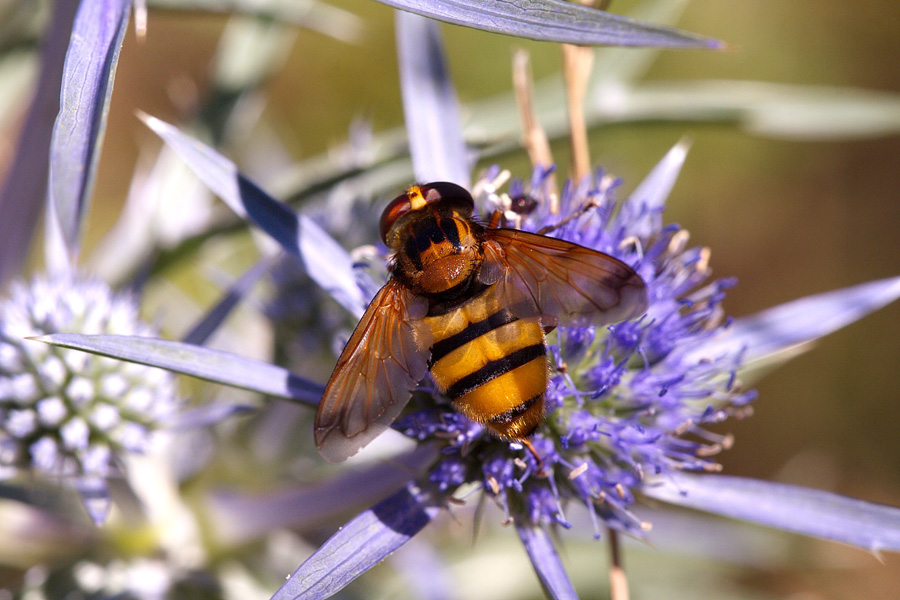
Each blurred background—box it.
[4,0,900,598]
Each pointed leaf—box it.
[397,11,469,187]
[592,0,691,84]
[0,2,78,285]
[515,522,578,600]
[685,275,900,365]
[621,139,690,238]
[48,0,130,259]
[32,333,323,406]
[298,213,366,318]
[43,193,74,279]
[643,472,900,552]
[376,0,722,48]
[273,482,441,599]
[140,113,366,318]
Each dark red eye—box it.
[379,194,411,244]
[379,182,475,244]
[418,182,474,210]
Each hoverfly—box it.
[315,182,648,463]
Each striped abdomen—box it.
[424,284,547,440]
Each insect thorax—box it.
[392,212,484,298]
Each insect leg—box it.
[521,438,548,477]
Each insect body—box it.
[315,182,648,463]
[426,279,547,442]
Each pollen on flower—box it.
[568,462,589,479]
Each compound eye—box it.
[419,182,475,216]
[379,182,475,244]
[379,194,411,244]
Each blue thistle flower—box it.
[122,110,900,599]
[362,163,751,540]
[0,276,179,523]
[116,13,900,591]
[255,145,899,600]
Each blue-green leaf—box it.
[516,522,578,600]
[377,0,722,48]
[622,139,690,238]
[591,0,691,84]
[47,0,130,259]
[644,472,900,552]
[272,482,441,599]
[140,113,366,318]
[0,3,77,285]
[686,275,900,367]
[32,333,323,405]
[397,11,470,187]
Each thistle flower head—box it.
[0,275,178,518]
[385,164,756,535]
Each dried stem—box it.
[513,49,558,210]
[135,0,148,39]
[513,50,554,169]
[608,528,630,600]
[561,41,593,182]
[561,0,598,182]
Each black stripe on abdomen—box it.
[489,393,543,425]
[426,279,489,316]
[429,309,518,364]
[445,343,545,399]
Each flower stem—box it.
[608,528,630,600]
[513,49,557,209]
[561,0,596,182]
[513,49,553,171]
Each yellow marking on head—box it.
[407,186,428,211]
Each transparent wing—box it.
[315,279,431,463]
[481,228,648,328]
